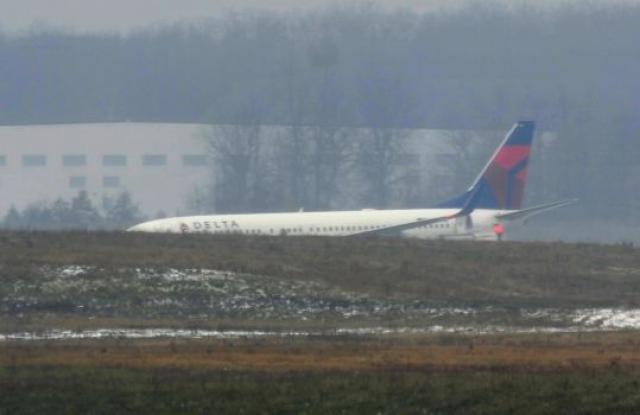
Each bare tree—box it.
[354,61,416,208]
[438,129,485,198]
[203,121,268,213]
[355,127,411,208]
[308,126,352,210]
[103,191,145,229]
[306,31,353,210]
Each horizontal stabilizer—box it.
[495,199,578,222]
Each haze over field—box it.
[2,0,640,33]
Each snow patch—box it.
[0,324,616,342]
[572,308,640,329]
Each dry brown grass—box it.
[4,332,640,372]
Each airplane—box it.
[128,121,575,240]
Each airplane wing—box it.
[349,214,460,237]
[350,188,479,237]
[495,199,578,222]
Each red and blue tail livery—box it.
[440,121,534,211]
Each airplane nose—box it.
[127,220,175,233]
[127,222,149,232]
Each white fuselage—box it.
[128,209,510,240]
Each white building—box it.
[0,123,211,216]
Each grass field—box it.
[2,232,640,413]
[4,332,640,371]
[5,366,640,414]
[2,231,640,332]
[3,333,640,414]
[1,231,639,305]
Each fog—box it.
[0,2,639,242]
[3,0,639,33]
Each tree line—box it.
[198,124,414,213]
[2,191,146,230]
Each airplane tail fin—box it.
[439,121,535,211]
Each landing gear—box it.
[493,223,505,241]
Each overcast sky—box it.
[2,0,639,34]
